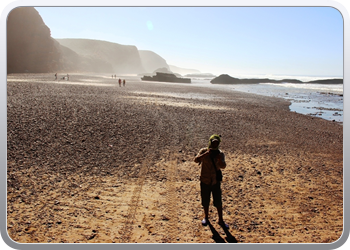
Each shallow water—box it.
[131,91,219,100]
[189,79,344,123]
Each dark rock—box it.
[161,215,170,221]
[307,79,343,84]
[210,74,342,85]
[210,74,273,84]
[141,72,191,83]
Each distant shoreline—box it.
[210,74,343,85]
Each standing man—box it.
[194,134,229,228]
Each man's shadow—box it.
[207,221,238,243]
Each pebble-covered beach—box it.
[7,73,343,243]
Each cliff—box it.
[56,39,145,74]
[6,7,146,74]
[139,50,169,73]
[169,65,200,75]
[185,73,216,78]
[7,7,199,75]
[7,7,62,73]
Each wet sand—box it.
[7,73,343,243]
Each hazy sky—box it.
[35,6,343,78]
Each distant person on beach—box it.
[194,134,229,229]
[123,79,126,87]
[119,78,121,87]
[54,73,57,80]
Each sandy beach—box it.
[7,73,343,243]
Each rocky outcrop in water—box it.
[141,72,191,83]
[307,79,343,84]
[211,74,343,84]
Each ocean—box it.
[188,77,344,123]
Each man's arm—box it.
[194,149,210,163]
[216,152,226,169]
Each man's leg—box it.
[217,205,223,223]
[200,182,211,225]
[212,182,228,226]
[204,206,209,220]
[217,205,229,228]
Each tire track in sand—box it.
[118,158,149,243]
[158,107,181,242]
[118,102,183,242]
[117,103,172,243]
[162,158,179,242]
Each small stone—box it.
[161,215,170,221]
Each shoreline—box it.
[8,73,344,124]
[189,79,344,124]
[7,73,343,243]
[210,73,343,85]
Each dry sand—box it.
[7,73,343,243]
